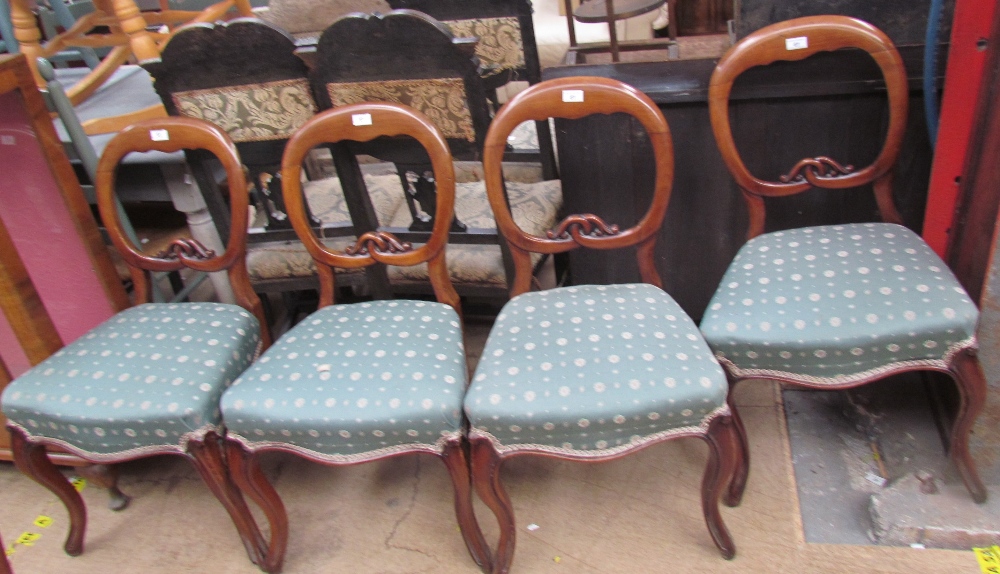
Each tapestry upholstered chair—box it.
[143,17,401,299]
[216,103,490,573]
[699,15,988,505]
[464,77,739,573]
[0,117,271,562]
[310,9,562,299]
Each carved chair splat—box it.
[217,103,490,574]
[0,117,272,565]
[701,15,988,505]
[464,76,740,573]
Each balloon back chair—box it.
[700,15,988,505]
[0,117,272,562]
[217,103,490,573]
[464,77,740,573]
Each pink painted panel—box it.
[0,90,116,376]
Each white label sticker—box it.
[0,135,14,145]
[562,89,584,103]
[785,36,808,51]
[149,129,169,141]
[352,113,373,126]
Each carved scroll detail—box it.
[780,156,855,183]
[346,231,413,255]
[156,238,215,261]
[547,214,621,240]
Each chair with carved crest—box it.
[0,117,271,564]
[216,103,490,574]
[310,9,563,301]
[699,15,988,506]
[464,77,739,573]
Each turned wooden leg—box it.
[440,437,492,573]
[469,435,515,574]
[226,440,289,574]
[9,426,86,556]
[724,381,750,507]
[702,417,737,560]
[948,350,989,503]
[188,432,269,568]
[78,464,130,511]
[0,528,10,574]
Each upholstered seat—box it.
[466,283,727,452]
[3,303,259,457]
[222,299,466,458]
[387,179,563,288]
[701,223,978,381]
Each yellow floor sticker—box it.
[975,545,1000,574]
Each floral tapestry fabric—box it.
[326,78,476,141]
[444,17,524,76]
[173,78,317,142]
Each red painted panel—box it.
[923,0,998,255]
[0,90,116,376]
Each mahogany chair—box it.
[464,77,739,573]
[0,117,272,563]
[218,103,490,573]
[700,15,988,505]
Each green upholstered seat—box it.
[465,283,728,453]
[1,303,260,457]
[221,299,467,459]
[700,223,979,382]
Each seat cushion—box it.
[1,304,261,457]
[700,223,979,382]
[222,300,467,460]
[465,284,728,453]
[387,179,563,288]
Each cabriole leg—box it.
[469,435,516,574]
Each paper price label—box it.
[149,129,170,141]
[352,113,373,126]
[785,36,808,50]
[562,89,584,103]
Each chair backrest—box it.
[708,15,908,239]
[144,17,318,237]
[310,9,492,159]
[281,102,460,312]
[95,116,271,347]
[483,76,674,297]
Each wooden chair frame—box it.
[219,103,489,573]
[706,15,988,505]
[7,117,271,563]
[470,76,739,573]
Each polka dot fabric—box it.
[464,284,727,453]
[1,304,261,456]
[700,223,979,380]
[221,300,467,458]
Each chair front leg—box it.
[724,377,751,507]
[440,436,492,573]
[469,435,516,574]
[702,416,738,559]
[187,432,269,568]
[948,349,989,503]
[226,439,289,574]
[9,425,87,556]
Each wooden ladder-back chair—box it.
[217,103,490,573]
[700,15,988,505]
[0,117,271,562]
[310,9,563,300]
[464,77,739,573]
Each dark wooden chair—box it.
[464,76,739,573]
[217,103,490,574]
[700,16,988,505]
[143,17,401,301]
[386,0,558,177]
[0,117,271,565]
[310,9,563,300]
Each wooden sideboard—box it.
[543,46,937,321]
